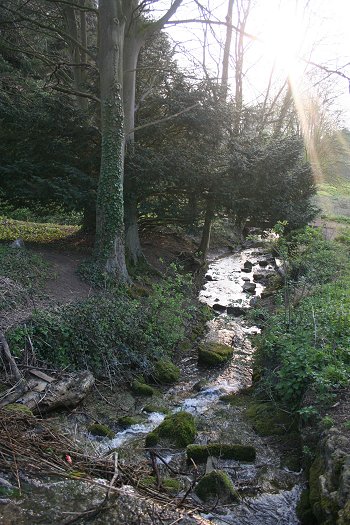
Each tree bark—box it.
[94,0,129,281]
[198,194,215,259]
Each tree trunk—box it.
[198,194,215,258]
[94,0,129,281]
[123,30,145,265]
[124,189,144,266]
[221,0,234,100]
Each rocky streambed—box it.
[0,244,306,524]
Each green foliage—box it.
[0,198,83,225]
[7,270,196,381]
[255,226,350,407]
[194,470,238,503]
[146,412,196,448]
[186,443,256,463]
[321,416,334,429]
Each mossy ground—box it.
[186,443,256,462]
[198,342,233,366]
[145,411,196,448]
[195,470,238,503]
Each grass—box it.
[316,182,350,197]
[0,216,79,243]
[320,214,350,225]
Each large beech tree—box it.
[96,0,183,280]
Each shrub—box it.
[8,268,197,381]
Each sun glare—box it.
[260,7,306,76]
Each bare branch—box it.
[130,102,200,135]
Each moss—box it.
[219,392,251,405]
[187,443,256,463]
[296,489,317,524]
[0,487,21,499]
[127,284,150,299]
[143,404,169,415]
[88,423,115,439]
[154,359,180,384]
[145,432,158,447]
[246,402,297,436]
[132,380,156,397]
[3,403,33,416]
[139,476,181,495]
[195,470,238,503]
[163,478,181,494]
[118,416,144,427]
[308,455,339,523]
[140,475,157,488]
[145,411,196,448]
[198,342,233,367]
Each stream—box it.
[0,245,304,524]
[97,245,304,524]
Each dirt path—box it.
[34,248,92,305]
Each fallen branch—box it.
[0,330,22,382]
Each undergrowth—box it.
[0,245,52,313]
[255,226,350,410]
[7,265,200,381]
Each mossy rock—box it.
[132,380,157,397]
[187,443,256,463]
[198,342,233,367]
[154,359,180,384]
[296,489,318,525]
[246,402,297,436]
[88,423,115,439]
[145,431,158,447]
[118,416,144,427]
[145,411,196,448]
[140,476,181,495]
[3,403,34,417]
[143,404,169,415]
[219,392,251,405]
[309,455,339,523]
[195,470,238,503]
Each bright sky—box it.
[156,0,350,128]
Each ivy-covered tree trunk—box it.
[94,0,129,281]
